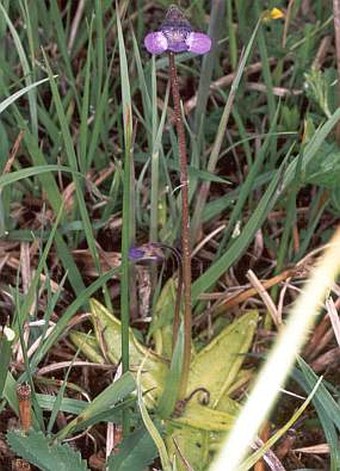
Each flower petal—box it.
[186,32,212,54]
[144,32,168,54]
[128,243,166,263]
[128,247,146,261]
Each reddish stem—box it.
[168,52,192,399]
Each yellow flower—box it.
[262,7,285,22]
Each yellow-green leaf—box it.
[166,401,236,471]
[90,298,169,407]
[187,311,258,407]
[170,402,234,432]
[166,426,208,471]
[69,331,105,364]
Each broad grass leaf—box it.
[107,426,158,471]
[157,324,184,418]
[55,372,136,440]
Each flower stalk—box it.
[144,4,212,401]
[168,51,192,398]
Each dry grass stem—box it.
[246,269,280,327]
[325,297,340,346]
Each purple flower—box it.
[128,243,166,263]
[128,247,147,261]
[144,5,212,55]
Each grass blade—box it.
[116,3,134,376]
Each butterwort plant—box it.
[144,5,212,402]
